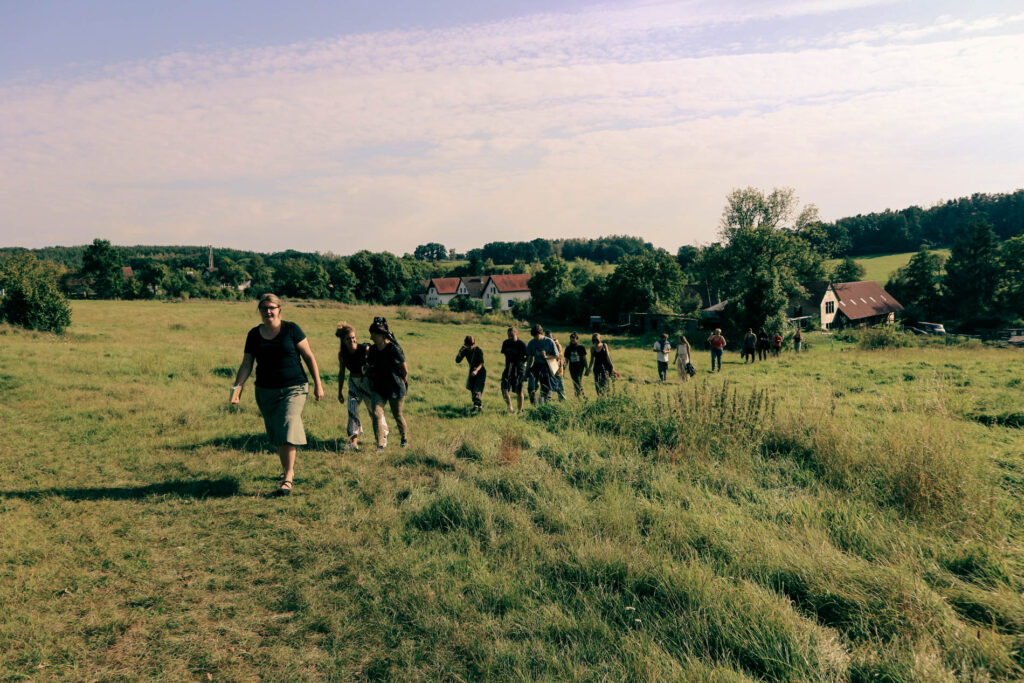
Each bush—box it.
[0,253,72,334]
[852,326,917,350]
[449,295,485,315]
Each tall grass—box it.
[1,301,1022,679]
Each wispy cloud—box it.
[1,1,1022,252]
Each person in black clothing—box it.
[587,332,618,394]
[456,335,486,413]
[231,293,324,496]
[564,332,589,398]
[743,328,757,364]
[757,327,770,361]
[499,327,528,413]
[336,321,386,451]
[367,320,409,450]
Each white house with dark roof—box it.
[820,281,904,330]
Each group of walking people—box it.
[740,326,802,363]
[458,324,620,413]
[231,294,408,496]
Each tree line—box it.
[2,187,1022,335]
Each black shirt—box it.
[244,321,308,389]
[564,342,587,366]
[457,346,485,371]
[367,342,407,399]
[340,342,372,378]
[500,338,528,367]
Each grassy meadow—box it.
[2,300,1023,680]
[826,250,951,284]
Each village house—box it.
[820,281,903,330]
[424,277,465,307]
[481,274,532,311]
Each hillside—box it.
[1,301,1023,679]
[826,249,951,284]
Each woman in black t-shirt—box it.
[456,335,486,413]
[564,333,589,398]
[367,320,409,450]
[587,333,618,394]
[231,294,324,496]
[336,322,386,451]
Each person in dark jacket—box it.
[456,335,486,413]
[757,327,770,361]
[499,326,528,413]
[367,319,409,450]
[743,328,757,364]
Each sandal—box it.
[274,480,293,496]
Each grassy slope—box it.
[826,250,951,284]
[1,301,1022,680]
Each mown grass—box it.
[1,301,1022,680]
[826,249,951,284]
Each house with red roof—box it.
[424,277,465,307]
[820,281,903,330]
[482,274,532,311]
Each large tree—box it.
[602,250,685,320]
[998,235,1024,318]
[714,187,825,331]
[943,220,1001,321]
[886,247,945,321]
[82,238,126,299]
[413,243,448,262]
[347,251,409,304]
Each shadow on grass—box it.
[176,433,345,454]
[1,477,240,501]
[434,403,475,419]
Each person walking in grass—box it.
[499,326,528,413]
[707,328,726,372]
[546,330,567,400]
[526,324,559,405]
[771,331,783,357]
[336,321,386,452]
[564,332,589,398]
[367,319,409,450]
[653,332,672,382]
[231,293,324,496]
[456,335,486,413]
[587,333,619,394]
[673,334,692,382]
[757,327,770,361]
[793,327,803,353]
[743,328,757,364]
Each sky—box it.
[2,0,1023,255]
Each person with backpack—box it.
[653,332,672,382]
[455,335,486,413]
[793,327,803,353]
[367,318,409,450]
[336,321,386,451]
[564,332,589,398]
[526,324,559,404]
[707,328,726,372]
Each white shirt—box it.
[653,340,671,363]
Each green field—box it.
[826,249,951,284]
[2,301,1023,679]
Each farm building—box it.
[424,277,464,307]
[480,274,532,310]
[424,274,532,309]
[820,281,903,330]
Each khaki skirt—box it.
[254,384,308,447]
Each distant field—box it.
[1,301,1022,679]
[827,249,951,284]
